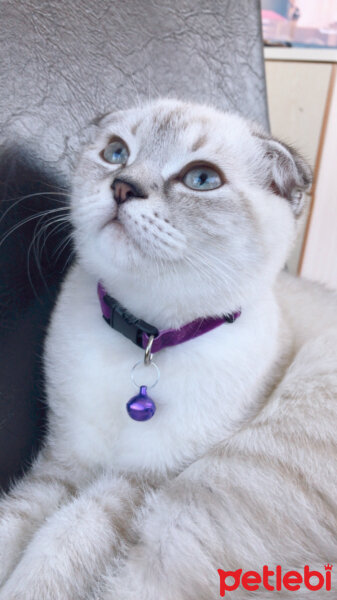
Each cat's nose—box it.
[112,177,147,205]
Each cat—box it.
[1,98,337,600]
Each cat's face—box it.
[71,99,311,319]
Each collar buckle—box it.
[103,294,159,349]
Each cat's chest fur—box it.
[44,264,281,476]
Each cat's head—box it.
[71,99,311,323]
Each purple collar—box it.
[97,282,241,354]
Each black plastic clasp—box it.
[103,294,159,348]
[224,313,235,323]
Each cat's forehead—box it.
[97,100,252,153]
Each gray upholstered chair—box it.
[0,0,268,490]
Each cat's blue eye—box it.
[182,166,222,191]
[102,140,129,165]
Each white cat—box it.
[1,98,337,600]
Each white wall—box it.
[295,0,337,28]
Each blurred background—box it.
[262,0,337,47]
[261,0,337,291]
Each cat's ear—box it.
[255,133,312,217]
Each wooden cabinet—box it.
[265,48,337,290]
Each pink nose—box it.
[112,178,145,204]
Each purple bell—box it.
[126,385,156,421]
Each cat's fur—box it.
[1,99,337,599]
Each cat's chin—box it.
[82,229,160,281]
[96,220,182,271]
[102,217,128,237]
[98,219,137,256]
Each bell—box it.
[126,385,156,421]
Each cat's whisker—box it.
[37,217,71,259]
[0,191,69,224]
[34,222,70,287]
[189,246,237,282]
[185,249,225,277]
[183,255,216,287]
[27,214,54,296]
[62,248,76,273]
[183,251,236,297]
[26,213,72,295]
[0,207,70,250]
[53,231,74,263]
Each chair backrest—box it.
[0,0,267,490]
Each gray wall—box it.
[1,0,268,178]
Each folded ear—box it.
[255,133,312,216]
